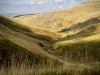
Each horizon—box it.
[0,0,92,14]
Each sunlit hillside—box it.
[0,1,100,75]
[12,1,100,62]
[13,1,100,35]
[0,16,66,68]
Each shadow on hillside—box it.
[58,24,98,41]
[60,18,100,32]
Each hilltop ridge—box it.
[13,1,100,34]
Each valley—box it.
[0,1,100,75]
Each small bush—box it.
[58,22,63,27]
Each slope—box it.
[0,16,68,67]
[0,16,61,41]
[10,1,100,63]
[13,1,100,34]
[53,13,100,62]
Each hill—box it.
[0,16,66,68]
[52,2,100,62]
[12,1,100,62]
[13,1,100,35]
[0,1,100,75]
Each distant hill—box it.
[14,1,100,34]
[0,13,20,17]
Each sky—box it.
[0,0,93,13]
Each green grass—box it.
[0,37,61,69]
[0,38,52,68]
[54,41,100,63]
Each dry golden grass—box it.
[0,1,100,75]
[0,15,67,65]
[13,1,100,34]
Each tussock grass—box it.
[54,41,100,63]
[0,37,100,75]
[0,38,50,68]
[0,57,100,75]
[0,1,100,75]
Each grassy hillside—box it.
[13,1,100,34]
[0,16,65,69]
[0,1,100,75]
[10,1,100,63]
[52,9,100,64]
[0,16,61,41]
[0,37,48,68]
[53,14,100,63]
